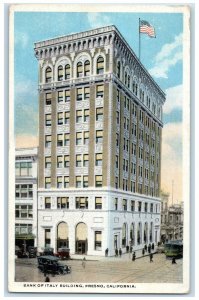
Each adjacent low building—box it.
[15,148,38,251]
[34,25,166,256]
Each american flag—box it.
[139,20,156,38]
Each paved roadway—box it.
[15,252,183,283]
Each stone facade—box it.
[34,25,166,256]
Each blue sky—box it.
[14,11,184,202]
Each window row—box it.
[114,198,160,213]
[44,175,103,189]
[45,56,105,83]
[15,204,33,219]
[15,224,32,235]
[44,196,103,210]
[45,85,104,105]
[15,184,33,199]
[15,162,32,177]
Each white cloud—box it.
[163,84,183,114]
[87,13,111,28]
[15,31,29,48]
[149,33,182,79]
[15,78,37,98]
[161,122,182,203]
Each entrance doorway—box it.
[75,222,88,254]
[76,240,87,254]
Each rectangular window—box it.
[138,201,142,212]
[46,93,52,105]
[76,110,82,123]
[64,111,70,124]
[57,197,69,209]
[45,135,51,148]
[83,176,88,188]
[76,132,82,145]
[84,109,90,122]
[96,130,103,144]
[15,162,32,177]
[64,133,70,146]
[95,197,102,209]
[114,198,118,210]
[95,175,102,187]
[15,184,33,199]
[116,133,119,147]
[15,224,32,235]
[145,202,148,213]
[131,200,135,211]
[123,199,127,211]
[115,177,119,189]
[95,153,102,166]
[117,89,120,102]
[76,154,82,167]
[116,155,119,169]
[76,176,81,188]
[95,231,102,250]
[65,90,70,102]
[131,181,136,193]
[57,156,63,168]
[45,114,52,126]
[96,85,104,98]
[57,134,63,147]
[96,107,103,121]
[15,204,33,219]
[58,90,63,103]
[84,131,89,145]
[57,112,63,125]
[77,88,83,101]
[64,176,69,188]
[45,197,51,209]
[45,229,51,247]
[150,203,154,213]
[45,156,51,168]
[83,154,89,167]
[57,176,63,188]
[76,197,88,209]
[45,177,51,189]
[116,111,120,124]
[84,87,90,99]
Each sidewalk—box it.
[70,249,157,262]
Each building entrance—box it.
[76,240,87,254]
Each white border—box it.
[7,2,191,296]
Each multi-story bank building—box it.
[34,25,166,256]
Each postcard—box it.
[8,3,190,294]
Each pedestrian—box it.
[148,244,151,254]
[82,256,86,268]
[142,248,145,256]
[172,257,177,264]
[119,248,122,257]
[132,252,136,261]
[149,253,153,262]
[105,248,108,257]
[45,276,50,282]
[126,245,129,253]
[130,246,133,253]
[115,248,118,257]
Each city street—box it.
[15,253,183,283]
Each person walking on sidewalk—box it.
[119,248,122,257]
[115,248,118,257]
[82,257,86,268]
[105,248,109,257]
[149,253,153,262]
[132,252,136,261]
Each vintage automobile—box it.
[55,247,70,260]
[39,247,54,256]
[37,256,71,275]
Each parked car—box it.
[39,247,54,256]
[27,246,37,258]
[37,255,71,275]
[55,247,70,260]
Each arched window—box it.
[124,72,127,85]
[128,75,130,88]
[77,62,83,77]
[45,67,52,83]
[96,57,104,74]
[84,60,90,76]
[65,64,70,79]
[117,61,121,78]
[58,65,64,81]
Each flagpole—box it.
[139,18,141,60]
